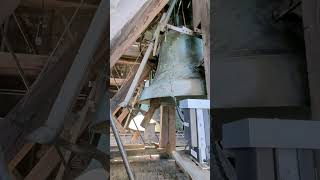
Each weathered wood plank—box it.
[27,0,108,144]
[110,148,166,158]
[110,78,126,87]
[20,0,97,9]
[8,143,34,171]
[0,52,49,76]
[200,0,210,98]
[24,147,61,180]
[117,108,129,124]
[55,73,104,180]
[172,151,210,180]
[159,106,169,149]
[192,0,202,28]
[110,0,168,68]
[140,99,160,128]
[167,105,176,152]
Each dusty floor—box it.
[110,159,189,180]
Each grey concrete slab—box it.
[223,118,320,149]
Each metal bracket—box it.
[166,24,194,36]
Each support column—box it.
[159,105,169,149]
[167,106,176,152]
[159,105,176,153]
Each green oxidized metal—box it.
[140,31,206,102]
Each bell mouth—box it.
[139,95,207,105]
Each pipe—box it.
[110,113,135,180]
[13,13,35,54]
[119,42,153,107]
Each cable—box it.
[176,105,184,122]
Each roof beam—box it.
[0,52,49,76]
[110,78,126,86]
[116,58,140,65]
[109,0,168,68]
[20,0,97,9]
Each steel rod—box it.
[110,113,135,180]
[120,42,153,107]
[161,0,178,32]
[13,13,35,54]
[1,17,9,51]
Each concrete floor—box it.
[110,159,189,180]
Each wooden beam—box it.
[140,98,160,128]
[8,143,34,171]
[0,40,78,163]
[0,52,49,76]
[20,0,97,9]
[172,151,210,180]
[110,78,126,86]
[24,147,61,180]
[192,0,202,28]
[167,105,176,152]
[191,0,210,98]
[27,0,108,144]
[159,105,169,149]
[110,63,152,113]
[159,105,176,152]
[201,0,210,99]
[54,73,103,180]
[110,148,166,158]
[110,0,168,68]
[122,44,142,59]
[110,144,145,151]
[117,108,129,124]
[117,58,140,65]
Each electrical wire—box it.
[176,106,185,122]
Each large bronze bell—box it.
[139,31,206,103]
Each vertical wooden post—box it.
[159,105,176,152]
[159,105,169,148]
[167,106,176,152]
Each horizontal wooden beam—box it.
[0,52,140,76]
[110,148,166,158]
[117,58,140,65]
[0,52,49,76]
[121,44,141,58]
[20,0,97,9]
[110,144,145,151]
[110,78,126,86]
